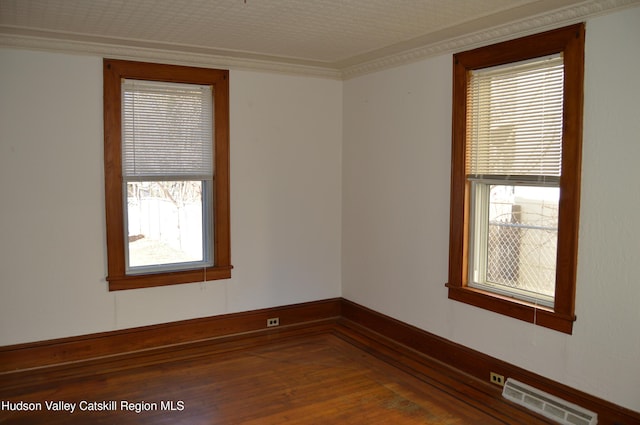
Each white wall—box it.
[0,50,342,344]
[342,6,640,413]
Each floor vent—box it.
[502,378,597,425]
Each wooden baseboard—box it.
[2,297,637,424]
[0,298,341,373]
[340,298,640,425]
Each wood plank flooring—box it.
[0,323,551,424]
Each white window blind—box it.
[466,54,564,183]
[122,79,214,181]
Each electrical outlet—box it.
[267,317,279,327]
[490,372,505,386]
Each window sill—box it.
[108,265,232,291]
[446,284,575,334]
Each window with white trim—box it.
[467,54,563,308]
[122,79,214,274]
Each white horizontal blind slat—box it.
[466,54,564,180]
[122,79,214,180]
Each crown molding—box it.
[341,0,639,79]
[0,0,637,80]
[0,31,342,80]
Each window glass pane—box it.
[485,185,559,300]
[126,181,206,269]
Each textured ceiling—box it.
[0,0,636,77]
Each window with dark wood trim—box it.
[103,59,231,291]
[446,24,585,334]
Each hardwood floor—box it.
[0,323,551,424]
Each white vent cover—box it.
[502,378,597,425]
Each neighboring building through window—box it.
[103,59,231,291]
[446,24,585,333]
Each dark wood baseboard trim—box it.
[2,297,637,424]
[0,298,341,373]
[332,321,549,425]
[0,323,553,425]
[340,298,640,425]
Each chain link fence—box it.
[487,205,558,297]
